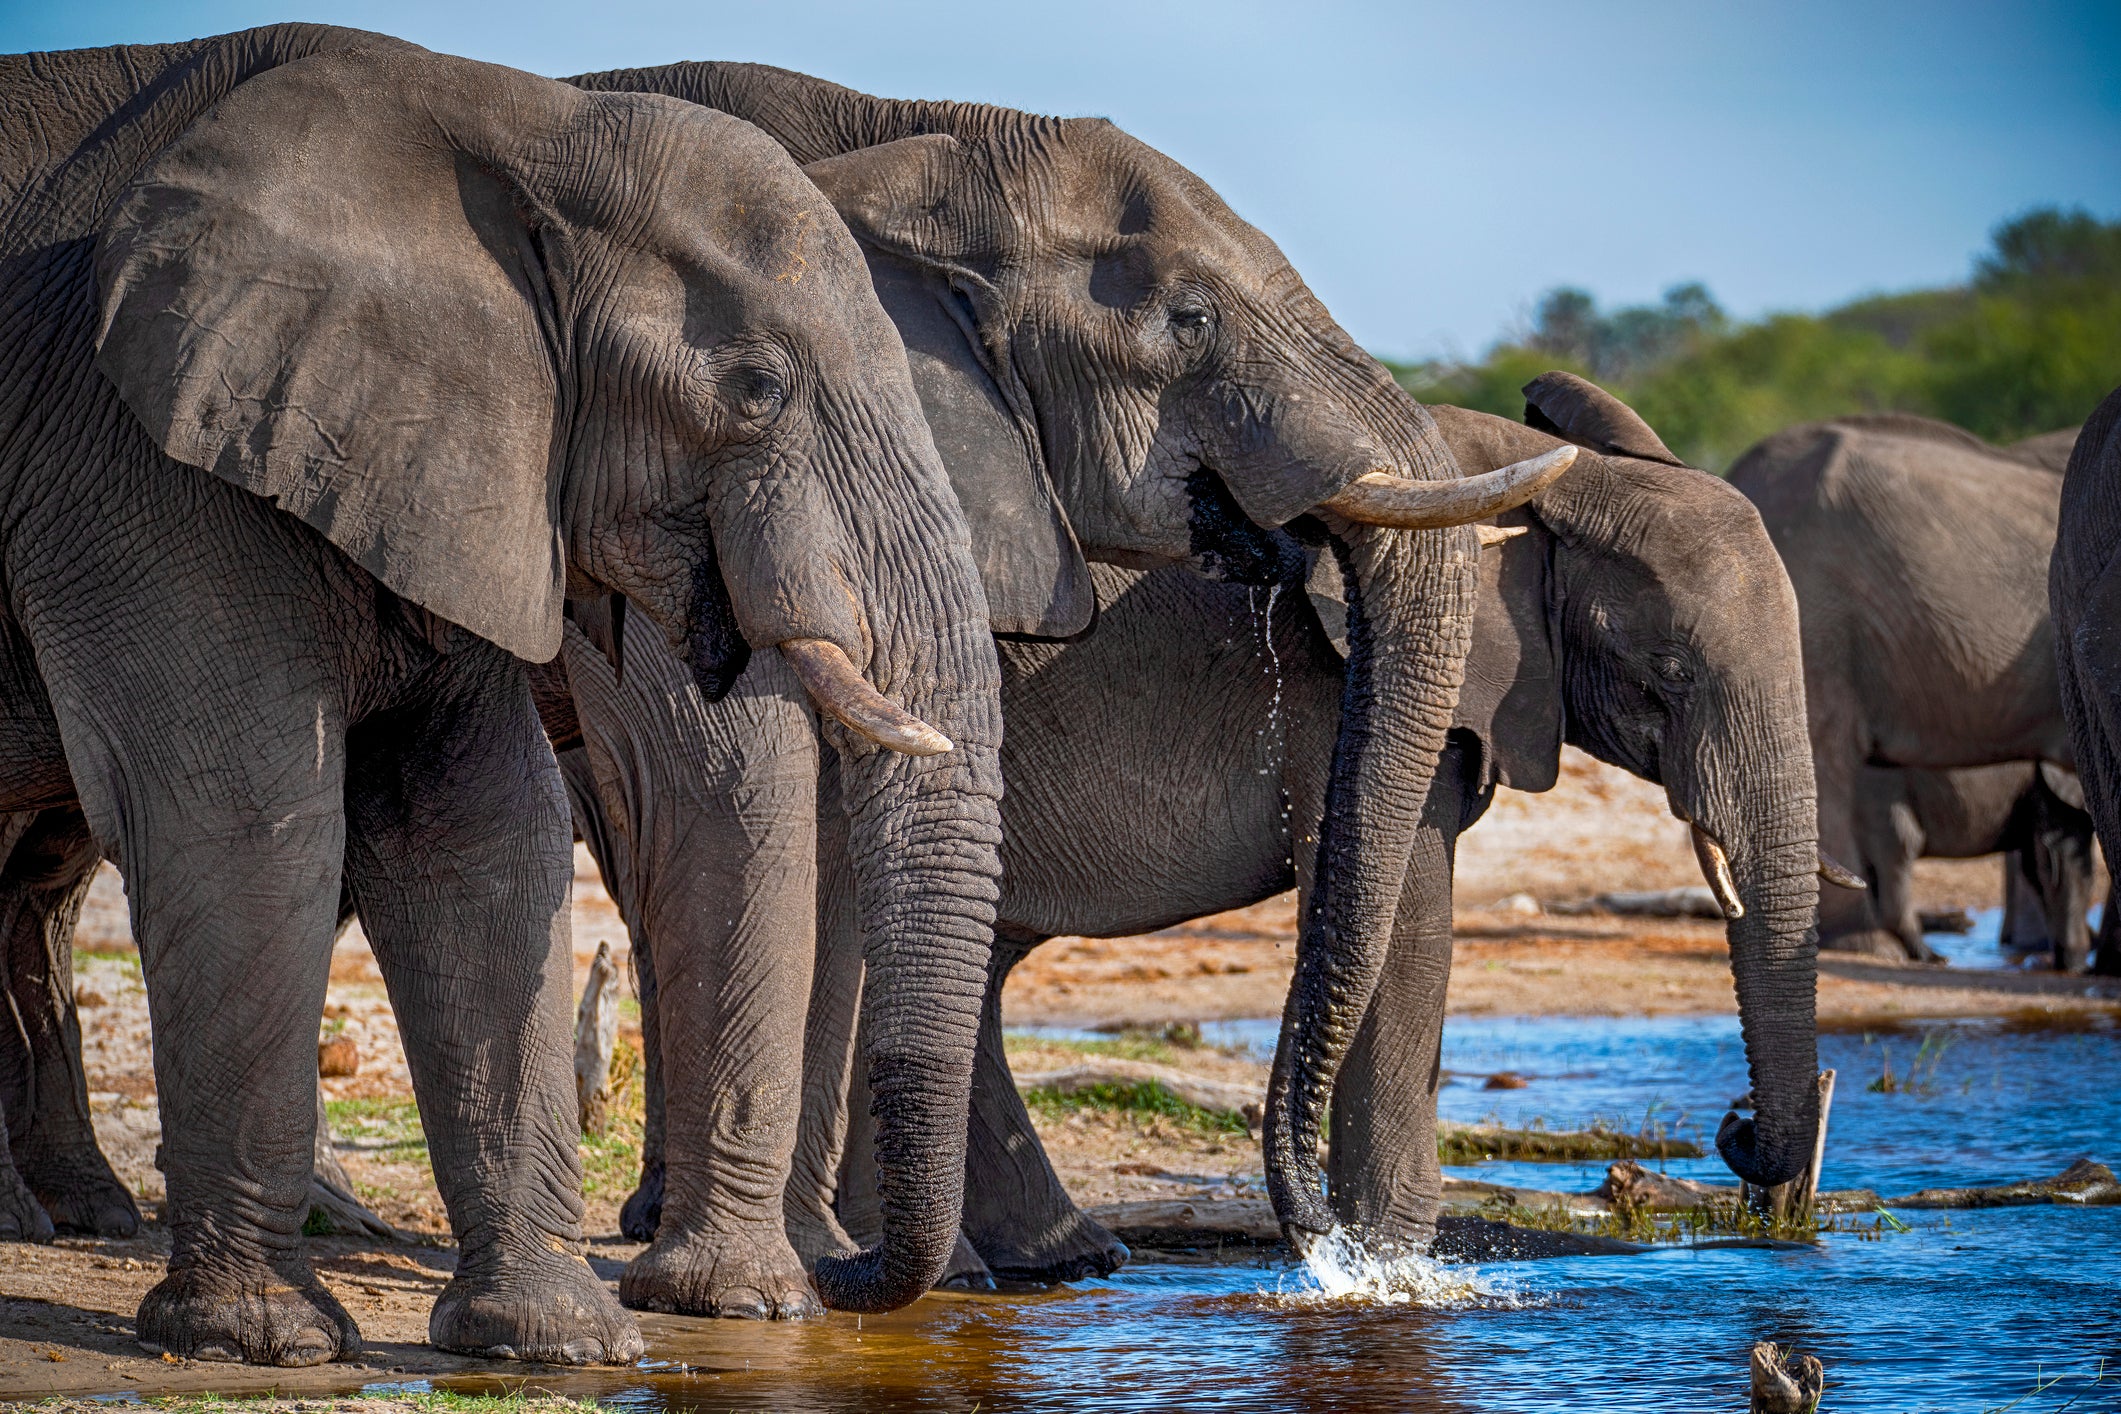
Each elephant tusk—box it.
[1817,851,1867,890]
[779,638,953,757]
[1316,445,1577,530]
[1476,524,1528,549]
[1690,824,1746,921]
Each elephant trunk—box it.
[1264,516,1478,1238]
[800,427,1006,1313]
[1677,696,1822,1190]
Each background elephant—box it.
[3,26,1006,1362]
[1854,762,2103,969]
[608,376,1822,1276]
[1729,415,2085,964]
[546,57,1573,1295]
[2053,384,2121,978]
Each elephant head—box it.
[566,59,1575,1243]
[91,40,1005,1309]
[1411,376,1823,1188]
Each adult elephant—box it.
[1730,416,2081,963]
[3,27,1010,1363]
[2053,384,2121,977]
[1852,761,2101,970]
[616,376,1826,1275]
[547,60,1572,1312]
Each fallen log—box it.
[1596,1159,1736,1210]
[1751,1342,1825,1414]
[1888,1159,2121,1209]
[1545,887,1725,919]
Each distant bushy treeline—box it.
[1388,208,2121,472]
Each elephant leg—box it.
[2095,886,2121,978]
[1325,740,1465,1248]
[55,723,353,1364]
[344,645,639,1366]
[2031,814,2095,974]
[558,747,666,1245]
[953,926,1127,1284]
[563,630,822,1322]
[1843,769,1936,961]
[1816,759,1897,955]
[0,806,139,1236]
[2002,850,2052,952]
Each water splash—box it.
[1248,584,1295,873]
[1267,1226,1535,1310]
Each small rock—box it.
[317,1035,360,1078]
[1496,892,1543,916]
[1483,1071,1530,1090]
[73,986,108,1009]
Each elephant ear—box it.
[95,47,570,661]
[807,138,1096,640]
[1306,514,1563,792]
[1522,371,1685,467]
[2040,761,2088,813]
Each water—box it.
[1926,904,2103,969]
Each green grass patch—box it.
[325,1097,428,1166]
[1478,1191,1899,1245]
[579,1036,645,1199]
[1438,1123,1703,1165]
[1024,1079,1250,1135]
[1005,1022,1223,1068]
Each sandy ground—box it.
[5,746,2116,1395]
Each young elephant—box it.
[1730,416,2083,963]
[3,26,1005,1364]
[608,377,1825,1276]
[548,58,1572,1312]
[2052,383,2121,978]
[1853,761,2103,969]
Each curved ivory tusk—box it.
[1690,824,1746,921]
[1817,851,1867,890]
[779,638,953,757]
[1317,445,1578,530]
[1476,524,1528,549]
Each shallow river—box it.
[360,1003,2121,1413]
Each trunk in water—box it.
[1264,520,1477,1238]
[1711,793,1821,1190]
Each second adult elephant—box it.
[1731,416,2083,963]
[553,56,1572,1315]
[2052,384,2121,979]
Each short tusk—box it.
[1317,445,1577,529]
[779,638,953,757]
[1690,824,1746,921]
[1476,524,1528,549]
[1817,851,1867,890]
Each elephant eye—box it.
[1168,304,1214,346]
[732,367,787,422]
[1652,653,1693,687]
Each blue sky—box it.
[6,1,2117,359]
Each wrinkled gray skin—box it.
[611,382,1823,1274]
[1855,762,2104,970]
[555,60,1491,1289]
[2051,384,2121,978]
[0,27,1002,1362]
[1730,416,2084,964]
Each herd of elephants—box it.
[0,21,2118,1370]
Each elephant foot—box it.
[936,1230,995,1292]
[620,1222,822,1320]
[19,1156,142,1237]
[974,1209,1130,1286]
[619,1161,663,1243]
[0,1159,54,1244]
[431,1248,642,1365]
[137,1261,358,1365]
